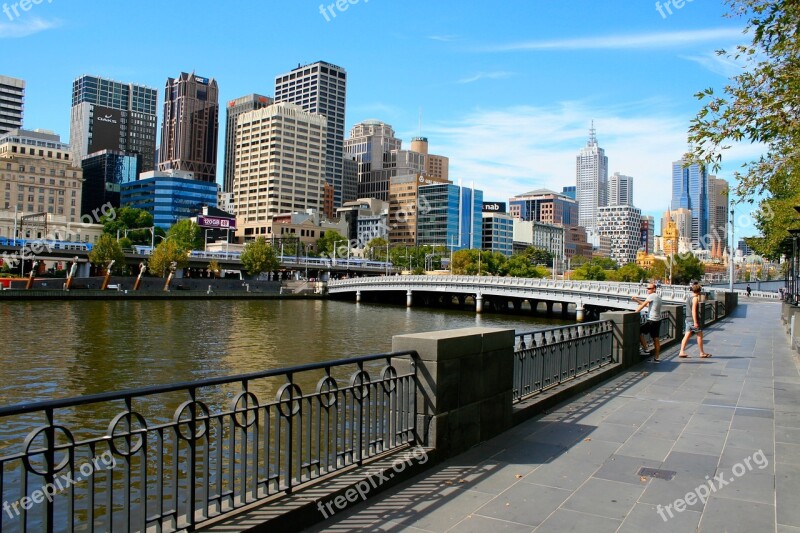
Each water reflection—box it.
[0,299,571,405]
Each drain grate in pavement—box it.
[638,467,677,480]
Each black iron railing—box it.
[0,352,418,532]
[512,321,615,403]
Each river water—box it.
[0,299,572,406]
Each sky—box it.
[0,0,765,237]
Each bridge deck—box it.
[306,300,800,532]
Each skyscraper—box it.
[708,176,729,258]
[345,119,401,200]
[70,75,158,172]
[232,102,327,238]
[159,72,219,183]
[576,124,608,232]
[608,172,633,206]
[671,158,708,249]
[275,61,346,207]
[222,94,273,193]
[0,75,24,135]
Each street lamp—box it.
[729,207,735,292]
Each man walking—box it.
[633,283,663,362]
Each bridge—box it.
[328,275,703,319]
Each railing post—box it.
[391,328,514,458]
[598,311,641,368]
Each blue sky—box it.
[1,0,763,237]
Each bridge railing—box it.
[512,321,615,403]
[0,352,418,532]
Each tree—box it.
[615,263,648,283]
[647,259,668,283]
[240,237,279,276]
[148,239,189,277]
[88,234,126,274]
[571,264,607,281]
[208,260,221,278]
[688,1,800,256]
[520,246,553,265]
[670,253,705,285]
[101,206,157,245]
[317,231,348,257]
[167,219,203,252]
[365,237,390,262]
[499,254,547,278]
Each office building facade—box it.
[576,125,608,232]
[608,172,633,206]
[513,220,565,260]
[159,73,219,183]
[416,182,483,250]
[482,210,514,257]
[509,188,578,225]
[671,158,708,249]
[597,205,642,266]
[80,150,139,218]
[708,176,729,258]
[275,61,346,207]
[70,75,157,173]
[233,103,327,239]
[0,129,83,221]
[0,75,24,135]
[121,170,218,229]
[223,94,273,194]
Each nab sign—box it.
[482,202,506,213]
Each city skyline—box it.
[0,0,763,236]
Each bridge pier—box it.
[576,300,585,322]
[475,293,483,313]
[456,295,465,307]
[545,301,554,315]
[561,302,570,316]
[406,289,413,307]
[356,290,361,303]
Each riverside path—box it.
[305,299,800,532]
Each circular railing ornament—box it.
[315,376,339,409]
[106,411,148,456]
[23,425,74,476]
[380,365,398,393]
[231,391,260,428]
[276,383,303,418]
[172,401,211,442]
[349,371,371,400]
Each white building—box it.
[576,124,608,232]
[597,205,642,266]
[233,103,327,240]
[608,172,633,206]
[513,220,565,260]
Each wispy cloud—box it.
[457,71,514,84]
[681,51,748,77]
[0,17,60,39]
[429,34,459,42]
[479,28,745,52]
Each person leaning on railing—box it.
[632,283,663,363]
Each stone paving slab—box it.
[305,301,800,532]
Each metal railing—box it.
[512,321,615,403]
[0,352,418,532]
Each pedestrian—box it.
[746,284,752,297]
[632,282,662,362]
[679,282,712,358]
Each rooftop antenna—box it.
[588,120,597,146]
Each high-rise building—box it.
[513,220,565,260]
[0,75,24,135]
[640,214,655,254]
[561,185,576,200]
[416,182,483,250]
[121,169,218,229]
[275,61,346,207]
[222,94,273,194]
[597,205,642,266]
[482,209,514,257]
[509,189,578,225]
[410,137,449,181]
[80,150,140,218]
[70,75,158,172]
[608,172,633,206]
[708,176,729,258]
[671,158,708,249]
[387,173,450,246]
[0,129,82,221]
[576,124,608,232]
[158,73,219,183]
[232,102,327,239]
[345,120,402,200]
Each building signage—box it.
[198,215,237,229]
[195,76,209,85]
[88,106,122,153]
[482,202,507,213]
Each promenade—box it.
[306,299,800,532]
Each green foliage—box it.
[647,259,668,283]
[148,239,189,277]
[167,219,203,252]
[317,231,348,257]
[688,1,800,257]
[101,207,156,244]
[88,234,126,274]
[365,237,390,262]
[570,264,607,281]
[669,253,705,285]
[520,246,553,265]
[615,263,648,283]
[499,254,547,278]
[208,260,221,278]
[240,237,280,276]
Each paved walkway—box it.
[305,300,800,532]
